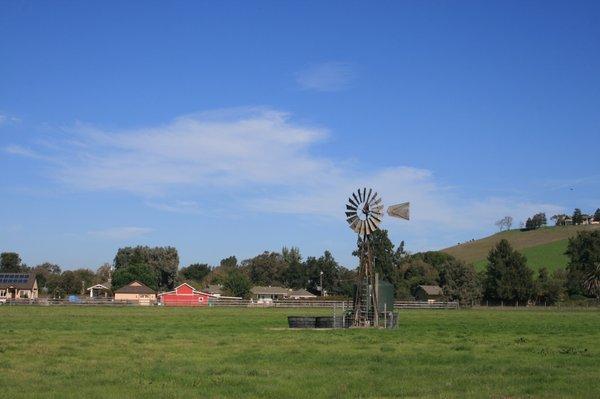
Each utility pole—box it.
[320,271,324,297]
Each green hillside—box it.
[442,224,600,272]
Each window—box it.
[0,289,5,297]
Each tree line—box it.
[2,227,599,303]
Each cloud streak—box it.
[296,62,356,92]
[87,226,154,240]
[7,107,564,249]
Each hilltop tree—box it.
[495,216,513,231]
[566,230,600,296]
[0,252,23,273]
[114,246,179,290]
[484,239,534,304]
[572,208,584,225]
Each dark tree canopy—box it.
[594,208,600,222]
[179,263,211,283]
[244,252,287,286]
[222,269,251,298]
[304,251,341,295]
[572,208,584,225]
[1,252,23,273]
[484,239,534,304]
[566,230,600,297]
[114,246,179,290]
[112,262,157,291]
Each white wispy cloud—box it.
[7,107,564,248]
[146,200,201,214]
[0,112,21,126]
[87,226,154,240]
[296,62,356,92]
[4,144,40,158]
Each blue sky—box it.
[1,1,599,270]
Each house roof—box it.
[204,284,223,294]
[251,286,290,295]
[0,273,36,290]
[289,289,316,298]
[86,282,111,291]
[114,281,156,294]
[417,285,443,295]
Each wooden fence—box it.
[1,298,459,309]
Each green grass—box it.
[1,306,599,398]
[443,224,600,271]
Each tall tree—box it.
[222,269,251,298]
[484,239,534,304]
[572,208,584,225]
[0,252,23,273]
[282,247,306,289]
[353,229,397,287]
[594,208,600,222]
[95,263,112,284]
[112,262,157,291]
[32,262,61,290]
[566,230,600,296]
[438,258,481,305]
[304,251,340,295]
[114,246,179,290]
[180,263,212,283]
[244,251,287,286]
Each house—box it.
[204,284,224,297]
[0,273,38,300]
[288,289,317,300]
[114,281,156,305]
[86,282,111,298]
[158,283,211,306]
[414,285,444,302]
[251,286,290,300]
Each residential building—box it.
[0,273,38,300]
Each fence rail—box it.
[1,298,460,309]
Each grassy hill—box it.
[441,224,600,272]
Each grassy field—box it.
[443,225,600,271]
[1,306,599,398]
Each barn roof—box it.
[417,285,443,295]
[114,281,156,294]
[0,273,36,290]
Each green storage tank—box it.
[377,280,395,313]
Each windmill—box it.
[346,188,409,327]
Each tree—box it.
[95,263,112,284]
[180,263,211,283]
[397,258,439,297]
[32,262,61,290]
[353,229,397,287]
[244,251,287,286]
[583,263,600,299]
[594,209,600,222]
[566,230,600,296]
[219,256,238,269]
[495,216,513,231]
[535,267,566,304]
[282,247,306,289]
[572,208,584,225]
[484,239,534,304]
[111,262,157,291]
[0,252,23,273]
[438,259,481,305]
[222,269,251,298]
[114,246,179,290]
[304,251,340,295]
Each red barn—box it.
[158,283,212,306]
